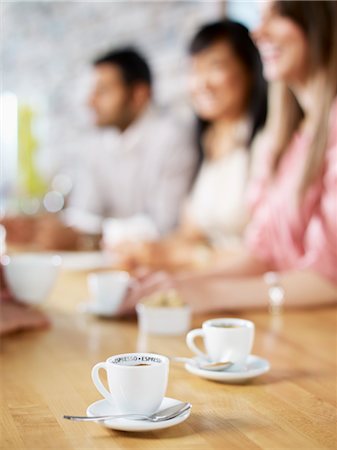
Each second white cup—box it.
[87,271,131,315]
[186,318,255,364]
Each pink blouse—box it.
[245,102,337,284]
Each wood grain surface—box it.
[1,268,336,449]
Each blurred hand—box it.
[0,215,37,244]
[0,301,50,336]
[34,215,80,250]
[105,239,207,272]
[104,241,149,270]
[117,270,176,315]
[1,214,82,250]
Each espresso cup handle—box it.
[91,362,114,404]
[186,329,207,359]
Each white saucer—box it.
[86,397,191,432]
[185,355,270,383]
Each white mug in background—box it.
[91,353,169,415]
[87,271,131,315]
[1,253,62,305]
[186,318,255,365]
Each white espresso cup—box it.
[87,271,131,315]
[186,318,254,364]
[91,353,169,415]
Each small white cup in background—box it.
[2,253,62,305]
[186,318,254,364]
[91,352,169,415]
[87,271,131,315]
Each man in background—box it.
[2,47,197,250]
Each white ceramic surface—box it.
[185,355,270,383]
[2,253,61,305]
[102,215,159,247]
[186,318,255,364]
[91,353,169,415]
[86,397,191,432]
[87,271,131,315]
[136,304,191,335]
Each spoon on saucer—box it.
[64,402,191,423]
[171,357,233,372]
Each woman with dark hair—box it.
[114,20,267,270]
[121,0,337,313]
[179,20,267,248]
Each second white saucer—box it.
[185,354,270,383]
[86,397,191,432]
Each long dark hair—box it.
[189,20,267,162]
[93,47,152,88]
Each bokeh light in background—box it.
[20,197,40,216]
[51,173,73,196]
[1,1,259,212]
[43,191,65,213]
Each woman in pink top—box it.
[121,0,337,313]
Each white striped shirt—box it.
[64,106,197,235]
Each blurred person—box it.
[120,0,337,313]
[2,48,197,250]
[180,19,267,246]
[112,20,267,270]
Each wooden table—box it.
[1,268,336,449]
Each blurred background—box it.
[1,0,260,216]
